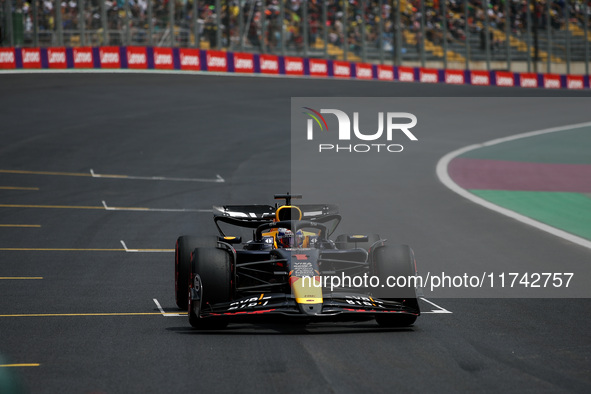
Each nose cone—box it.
[299,303,323,316]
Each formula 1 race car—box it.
[174,194,420,329]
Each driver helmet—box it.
[276,228,304,248]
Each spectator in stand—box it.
[6,0,590,59]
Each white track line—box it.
[102,200,212,213]
[153,298,184,317]
[436,121,591,251]
[153,298,165,314]
[120,240,174,253]
[0,68,393,84]
[90,168,224,183]
[420,297,453,314]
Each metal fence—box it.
[1,0,589,74]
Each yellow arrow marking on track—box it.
[0,363,40,367]
[0,248,173,252]
[0,204,105,210]
[0,248,126,251]
[0,169,109,177]
[0,186,39,190]
[0,312,187,317]
[0,224,41,228]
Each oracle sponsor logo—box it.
[543,75,561,89]
[445,71,464,85]
[470,72,490,86]
[520,74,538,88]
[398,67,414,82]
[420,70,438,83]
[333,63,350,77]
[566,76,584,90]
[260,55,279,73]
[377,67,393,81]
[495,72,514,87]
[356,65,373,79]
[309,61,327,74]
[285,59,304,74]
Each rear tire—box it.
[188,247,232,329]
[175,236,216,309]
[372,245,419,328]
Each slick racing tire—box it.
[375,313,417,328]
[175,236,216,309]
[372,244,419,328]
[335,233,381,251]
[189,247,232,329]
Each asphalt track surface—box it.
[1,73,591,393]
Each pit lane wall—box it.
[0,46,589,90]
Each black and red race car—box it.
[174,194,420,329]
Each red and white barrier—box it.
[0,46,587,89]
[333,61,351,78]
[47,47,67,69]
[355,63,373,80]
[470,71,490,86]
[377,65,394,81]
[233,52,254,73]
[309,58,328,77]
[260,54,279,74]
[99,47,120,68]
[284,57,304,75]
[73,47,93,68]
[179,48,200,71]
[398,66,415,82]
[21,48,41,68]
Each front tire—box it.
[375,313,417,327]
[372,245,419,327]
[175,236,216,309]
[188,247,232,329]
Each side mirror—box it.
[218,236,242,244]
[347,235,369,243]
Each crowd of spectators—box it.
[4,0,590,55]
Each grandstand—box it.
[0,0,588,74]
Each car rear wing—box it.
[298,204,340,219]
[212,204,341,236]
